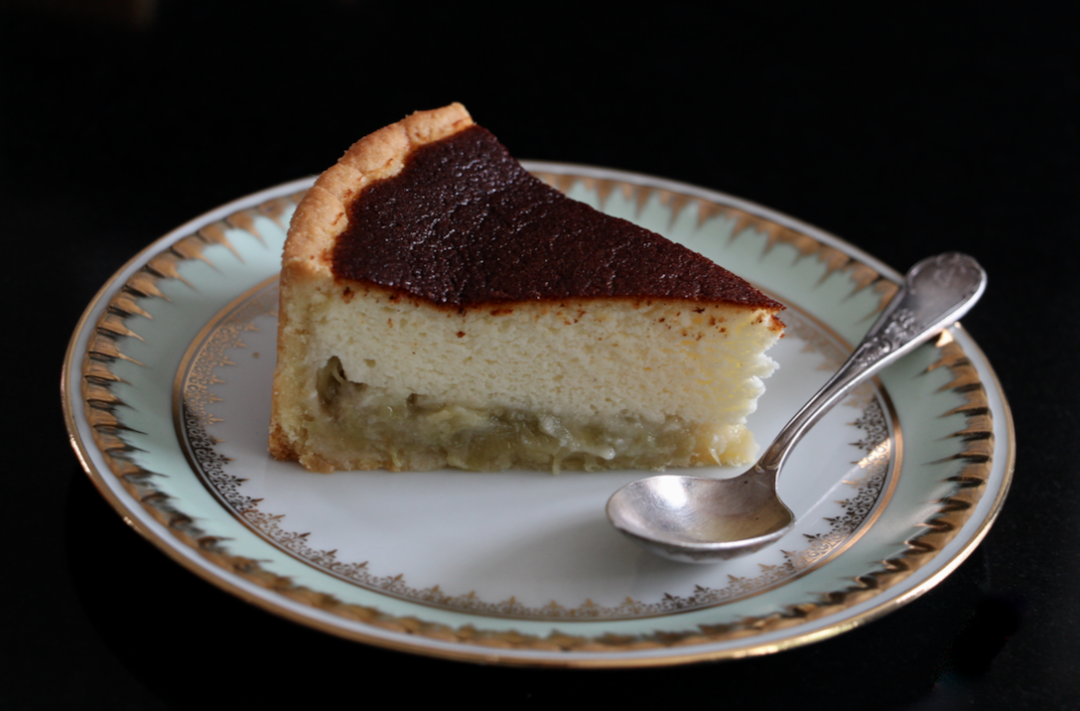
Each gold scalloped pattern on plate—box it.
[69,171,1005,664]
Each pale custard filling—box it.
[313,357,748,472]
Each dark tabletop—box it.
[4,2,1078,708]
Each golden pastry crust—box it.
[281,103,473,276]
[270,105,473,461]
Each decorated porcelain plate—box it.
[63,163,1014,667]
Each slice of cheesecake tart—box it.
[269,103,784,473]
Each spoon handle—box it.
[758,252,987,473]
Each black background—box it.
[4,1,1078,708]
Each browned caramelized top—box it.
[331,125,783,310]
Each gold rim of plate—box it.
[62,166,1016,667]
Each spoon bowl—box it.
[607,470,794,563]
[607,253,987,563]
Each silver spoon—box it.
[607,252,987,563]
